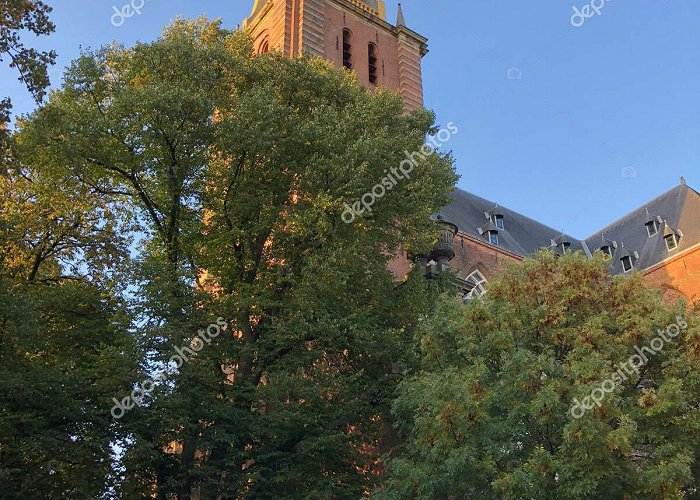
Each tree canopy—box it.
[10,17,457,498]
[0,125,137,497]
[378,251,700,499]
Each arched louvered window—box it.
[368,43,378,84]
[259,40,269,54]
[342,29,352,69]
[463,270,488,302]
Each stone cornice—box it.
[345,0,384,19]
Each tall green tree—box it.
[0,3,135,496]
[0,149,138,498]
[16,18,457,498]
[378,251,700,499]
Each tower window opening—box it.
[368,43,378,84]
[256,35,270,55]
[343,29,352,69]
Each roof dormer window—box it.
[488,230,499,246]
[664,234,678,251]
[478,219,500,246]
[621,255,633,273]
[551,234,572,256]
[493,214,504,230]
[646,220,659,237]
[662,224,682,252]
[600,245,613,260]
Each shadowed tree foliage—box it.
[0,3,137,496]
[15,18,457,498]
[377,251,700,499]
[0,145,138,497]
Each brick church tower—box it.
[243,0,428,112]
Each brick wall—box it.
[450,233,522,281]
[643,244,700,304]
[323,1,402,92]
[387,233,523,282]
[244,0,425,112]
[396,30,424,112]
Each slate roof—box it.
[439,188,586,258]
[584,182,700,274]
[440,181,700,276]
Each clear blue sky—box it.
[3,0,698,238]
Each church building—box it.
[243,0,700,305]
